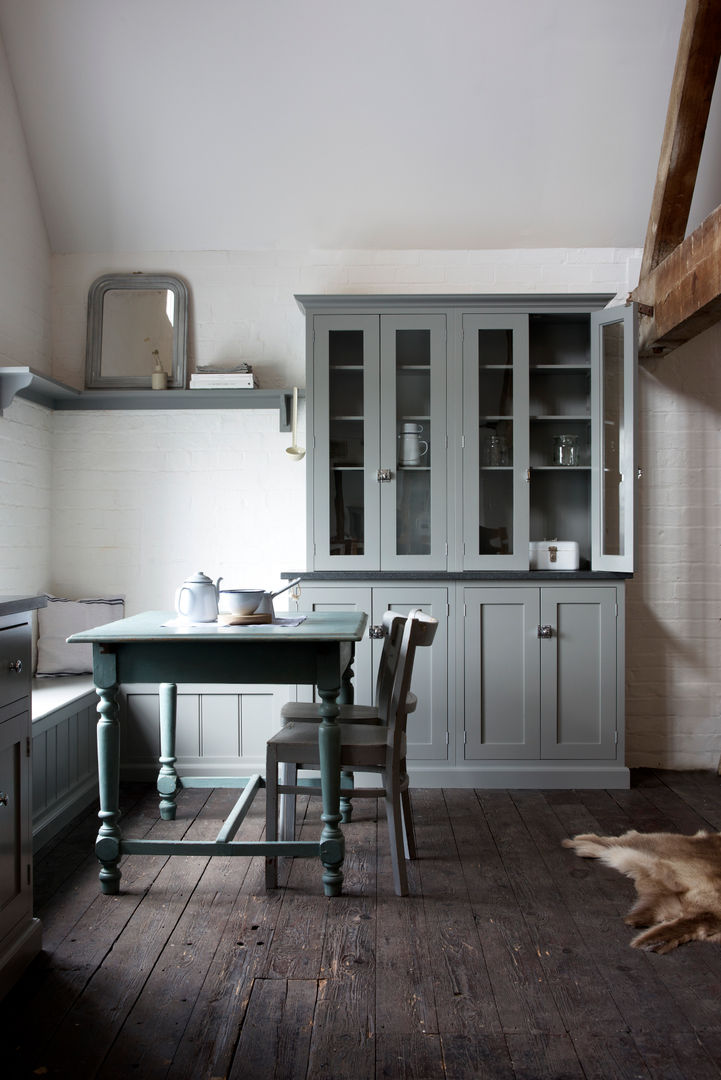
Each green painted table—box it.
[68,609,368,897]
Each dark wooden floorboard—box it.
[3,770,721,1078]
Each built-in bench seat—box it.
[31,675,98,849]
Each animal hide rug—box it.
[562,829,721,954]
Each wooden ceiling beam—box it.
[633,201,721,356]
[638,0,721,280]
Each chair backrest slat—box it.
[383,609,438,760]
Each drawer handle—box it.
[8,659,23,674]
[0,793,8,807]
[537,625,554,639]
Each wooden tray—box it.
[218,612,273,626]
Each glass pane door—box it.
[379,315,447,569]
[462,315,529,568]
[312,315,380,568]
[591,303,637,571]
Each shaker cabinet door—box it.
[539,587,617,759]
[463,587,540,759]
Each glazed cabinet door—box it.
[312,316,381,569]
[379,315,447,570]
[463,587,540,759]
[462,315,529,569]
[591,303,637,572]
[539,587,618,758]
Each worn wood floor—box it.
[4,770,721,1078]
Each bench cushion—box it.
[32,675,96,723]
[36,595,124,675]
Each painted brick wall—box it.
[0,397,52,596]
[626,320,721,771]
[0,33,52,600]
[11,243,721,772]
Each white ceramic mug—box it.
[398,424,428,466]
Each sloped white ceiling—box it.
[0,0,719,254]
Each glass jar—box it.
[552,434,579,466]
[484,434,508,466]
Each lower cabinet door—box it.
[292,586,374,704]
[539,586,617,759]
[463,584,618,762]
[463,587,541,759]
[293,584,449,762]
[0,707,31,947]
[371,586,448,761]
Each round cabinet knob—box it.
[0,792,8,806]
[537,625,554,639]
[8,659,23,673]
[369,625,385,639]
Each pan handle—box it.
[270,576,302,600]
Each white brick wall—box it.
[0,397,52,596]
[626,320,721,771]
[49,405,306,614]
[7,242,721,772]
[50,248,639,389]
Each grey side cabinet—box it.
[0,602,43,1000]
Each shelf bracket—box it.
[0,369,33,416]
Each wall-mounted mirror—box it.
[85,273,188,389]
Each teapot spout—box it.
[215,576,223,597]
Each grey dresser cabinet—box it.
[0,596,44,999]
[292,294,636,788]
[462,583,623,783]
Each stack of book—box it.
[189,364,258,389]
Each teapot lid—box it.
[186,571,213,584]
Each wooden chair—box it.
[265,609,438,896]
[277,608,410,837]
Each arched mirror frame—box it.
[85,273,189,389]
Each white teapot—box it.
[174,571,222,622]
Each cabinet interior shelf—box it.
[532,465,591,471]
[531,364,591,372]
[330,365,364,372]
[0,368,299,430]
[531,415,590,421]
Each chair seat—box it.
[268,720,406,770]
[280,692,417,724]
[280,701,380,723]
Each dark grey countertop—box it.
[0,594,47,617]
[281,570,631,581]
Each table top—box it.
[68,609,368,645]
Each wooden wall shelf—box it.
[0,367,298,431]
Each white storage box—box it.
[529,540,579,571]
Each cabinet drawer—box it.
[0,619,31,708]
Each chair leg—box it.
[400,784,416,861]
[340,770,354,823]
[383,770,409,897]
[279,762,298,842]
[265,745,279,890]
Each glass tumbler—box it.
[553,434,579,466]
